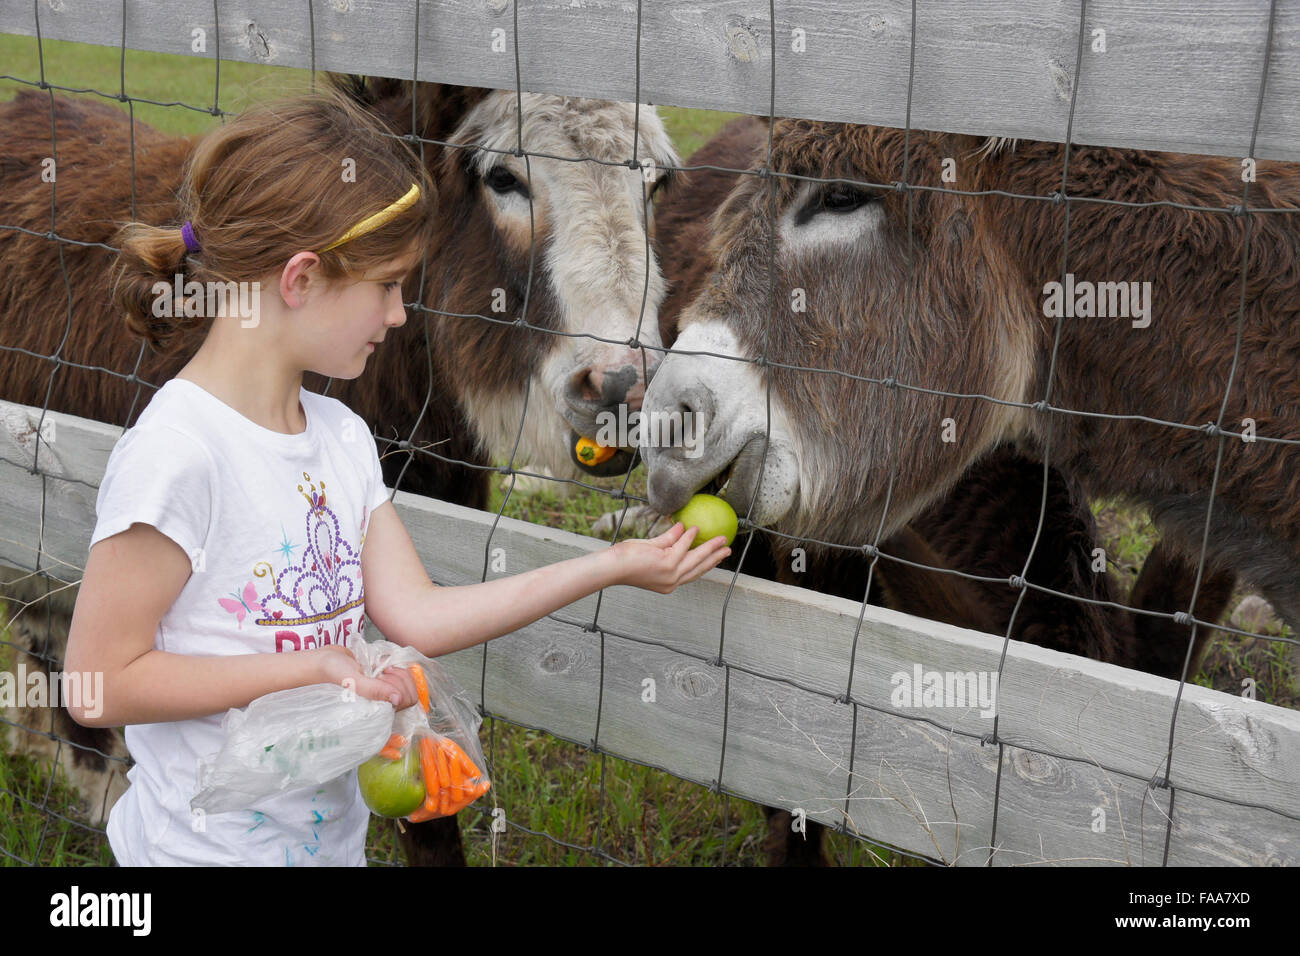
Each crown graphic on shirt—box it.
[251,472,364,627]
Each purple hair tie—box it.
[181,221,201,254]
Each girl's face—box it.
[299,248,422,380]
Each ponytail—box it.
[111,222,206,356]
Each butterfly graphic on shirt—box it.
[218,581,265,629]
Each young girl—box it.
[64,87,730,867]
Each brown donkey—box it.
[648,115,1249,864]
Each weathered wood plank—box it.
[2,397,1297,864]
[392,473,1300,863]
[1,1,1297,161]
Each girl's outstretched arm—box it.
[360,500,731,659]
[65,521,408,728]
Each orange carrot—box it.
[377,732,407,760]
[443,795,469,816]
[441,736,485,782]
[451,778,490,813]
[418,735,439,802]
[459,753,485,786]
[437,737,465,791]
[432,736,452,794]
[408,664,430,713]
[407,803,438,823]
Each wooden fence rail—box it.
[2,399,1297,865]
[1,1,1298,161]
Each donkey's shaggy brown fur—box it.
[651,114,1247,865]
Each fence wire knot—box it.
[1049,190,1066,205]
[626,337,641,350]
[880,376,897,390]
[861,543,879,559]
[1009,574,1026,590]
[1151,775,1170,790]
[1201,422,1221,437]
[980,733,997,747]
[1173,611,1194,627]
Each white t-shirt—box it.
[89,377,392,866]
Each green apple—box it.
[672,493,738,549]
[357,747,426,818]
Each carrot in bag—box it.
[408,664,431,713]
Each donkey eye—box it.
[485,165,530,199]
[791,183,885,229]
[818,185,881,214]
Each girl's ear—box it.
[279,251,326,308]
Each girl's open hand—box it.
[614,522,732,594]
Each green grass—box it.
[0,33,745,159]
[0,34,317,132]
[0,34,1294,868]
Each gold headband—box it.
[319,183,421,253]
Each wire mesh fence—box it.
[1,0,1297,867]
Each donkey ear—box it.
[411,84,495,143]
[323,74,495,145]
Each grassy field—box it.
[0,35,1293,868]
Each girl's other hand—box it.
[376,665,420,712]
[613,522,732,594]
[314,645,410,708]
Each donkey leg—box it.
[762,805,830,867]
[1126,539,1236,681]
[394,815,467,867]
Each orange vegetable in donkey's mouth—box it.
[575,435,616,465]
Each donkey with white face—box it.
[326,78,681,487]
[642,118,1300,631]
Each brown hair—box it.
[111,83,438,355]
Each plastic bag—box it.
[191,639,487,816]
[361,713,492,822]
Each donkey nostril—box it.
[571,367,603,404]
